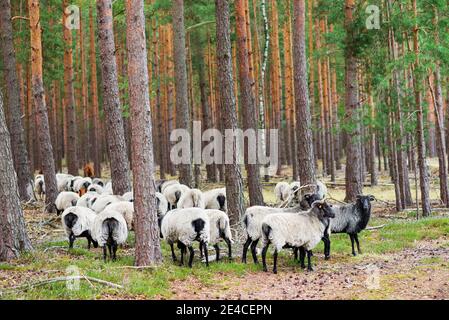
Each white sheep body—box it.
[76,192,99,208]
[92,209,128,247]
[204,188,227,211]
[87,184,104,194]
[102,181,113,195]
[274,182,290,203]
[103,201,134,231]
[55,192,80,214]
[91,194,124,213]
[156,192,168,217]
[177,188,206,209]
[73,177,92,193]
[206,209,232,246]
[163,183,190,209]
[34,175,45,199]
[159,180,180,193]
[61,206,97,238]
[56,174,73,192]
[122,191,134,202]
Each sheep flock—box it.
[33,174,375,273]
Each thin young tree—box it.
[125,0,162,266]
[235,0,264,206]
[215,0,245,226]
[96,0,131,195]
[28,0,58,212]
[172,0,193,187]
[292,0,315,187]
[0,0,34,201]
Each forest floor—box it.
[0,163,448,300]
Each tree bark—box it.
[0,0,34,201]
[97,0,131,195]
[293,0,315,187]
[28,0,58,212]
[125,0,162,266]
[0,91,33,261]
[172,0,193,187]
[215,0,245,226]
[235,0,264,206]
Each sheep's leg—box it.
[179,243,185,266]
[224,237,232,260]
[349,234,357,256]
[322,234,331,260]
[250,239,259,264]
[261,242,270,272]
[299,247,306,269]
[354,234,362,254]
[170,243,177,262]
[293,248,298,261]
[188,246,195,268]
[273,249,278,274]
[112,242,118,261]
[202,242,209,267]
[242,237,252,264]
[103,246,107,262]
[214,244,220,261]
[69,233,76,249]
[199,242,204,259]
[306,250,314,271]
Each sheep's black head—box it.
[300,193,321,209]
[217,194,226,211]
[356,195,375,212]
[312,201,335,220]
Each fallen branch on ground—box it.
[365,224,386,231]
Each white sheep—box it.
[156,192,169,217]
[122,191,134,202]
[76,192,99,208]
[55,192,80,215]
[159,180,180,193]
[61,206,98,249]
[87,184,104,195]
[92,209,128,261]
[177,188,206,209]
[261,201,335,273]
[65,176,83,192]
[163,183,190,210]
[160,208,210,267]
[90,194,124,213]
[56,173,73,192]
[102,181,113,195]
[92,178,105,187]
[204,188,227,212]
[34,175,45,200]
[274,182,290,203]
[205,209,233,261]
[73,177,92,195]
[103,201,134,231]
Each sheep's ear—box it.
[368,195,375,202]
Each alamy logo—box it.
[366,5,380,30]
[64,5,80,30]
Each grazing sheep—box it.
[274,182,290,203]
[103,201,134,231]
[241,194,317,264]
[92,178,105,187]
[160,208,210,267]
[159,180,180,193]
[122,191,134,202]
[261,201,335,273]
[163,183,190,210]
[34,175,45,200]
[55,192,80,215]
[56,173,73,192]
[204,188,227,212]
[329,195,375,256]
[205,209,233,261]
[91,194,124,213]
[76,192,99,208]
[73,177,92,196]
[61,206,98,249]
[177,188,206,209]
[65,176,82,192]
[87,184,104,195]
[92,209,128,261]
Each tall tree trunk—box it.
[235,0,264,206]
[0,91,33,261]
[62,0,79,175]
[28,0,58,212]
[97,0,131,195]
[172,0,193,187]
[216,0,245,226]
[292,0,315,187]
[343,0,362,201]
[412,0,431,216]
[125,0,162,266]
[0,0,34,201]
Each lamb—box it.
[241,193,319,264]
[122,191,134,202]
[103,201,134,231]
[328,195,375,257]
[160,208,210,267]
[92,209,128,261]
[204,188,227,212]
[55,192,80,215]
[261,201,335,273]
[90,194,124,213]
[177,188,206,209]
[76,192,99,208]
[274,182,290,203]
[163,183,190,210]
[87,184,104,195]
[205,209,233,261]
[61,206,98,249]
[34,175,45,200]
